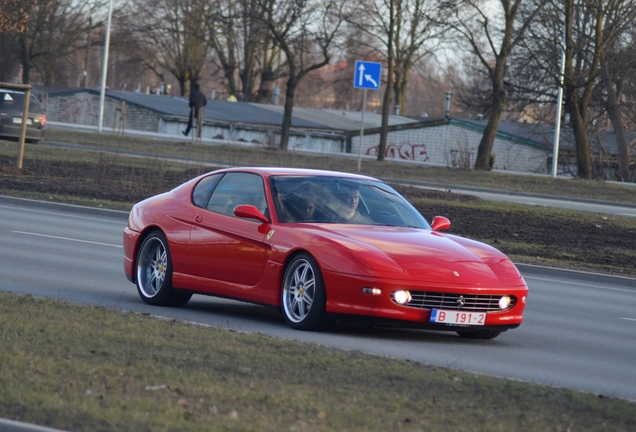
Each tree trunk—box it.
[474,63,507,169]
[256,65,276,103]
[377,0,395,162]
[601,65,630,181]
[393,63,409,115]
[279,75,296,151]
[564,92,592,179]
[19,30,30,84]
[378,59,394,161]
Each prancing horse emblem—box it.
[456,295,466,308]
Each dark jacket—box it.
[189,89,207,109]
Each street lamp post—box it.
[552,31,566,178]
[98,0,113,133]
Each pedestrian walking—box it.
[183,83,207,137]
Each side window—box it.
[192,174,222,208]
[29,95,44,114]
[206,173,267,217]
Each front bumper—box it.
[323,271,527,329]
[123,227,141,283]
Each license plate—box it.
[430,309,486,326]
[12,117,32,125]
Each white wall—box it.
[352,122,549,173]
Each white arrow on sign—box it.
[358,63,366,86]
[364,74,377,87]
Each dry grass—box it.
[43,129,636,204]
[1,293,635,432]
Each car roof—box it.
[211,167,380,181]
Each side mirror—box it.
[234,204,270,224]
[431,216,451,232]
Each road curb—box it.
[0,418,68,432]
[0,195,129,221]
[516,263,636,289]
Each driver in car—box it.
[335,184,362,222]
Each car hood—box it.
[313,225,523,284]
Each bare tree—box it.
[506,0,636,179]
[129,0,212,96]
[253,0,353,151]
[0,0,41,33]
[559,0,636,179]
[206,0,284,102]
[348,0,442,160]
[596,23,636,181]
[438,0,547,170]
[11,0,98,85]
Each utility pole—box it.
[84,17,91,88]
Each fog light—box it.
[393,290,412,305]
[522,296,527,304]
[499,295,511,310]
[362,287,382,296]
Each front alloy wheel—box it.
[282,253,330,331]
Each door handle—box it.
[195,215,203,223]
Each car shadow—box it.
[181,296,504,344]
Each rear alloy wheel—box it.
[136,230,191,307]
[456,330,501,340]
[281,253,330,331]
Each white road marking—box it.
[11,230,122,248]
[524,275,635,293]
[0,203,127,223]
[620,317,636,322]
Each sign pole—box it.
[16,88,31,169]
[357,89,367,172]
[353,60,381,171]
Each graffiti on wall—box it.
[58,98,98,124]
[365,142,431,162]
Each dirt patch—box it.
[0,166,34,176]
[392,184,636,273]
[0,156,204,204]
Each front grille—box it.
[403,291,516,312]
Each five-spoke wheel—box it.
[281,253,330,331]
[136,230,191,307]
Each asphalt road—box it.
[1,197,635,402]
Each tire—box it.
[281,253,331,331]
[456,330,502,340]
[136,230,192,307]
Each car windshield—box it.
[270,176,430,229]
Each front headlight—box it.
[498,295,511,310]
[393,290,412,305]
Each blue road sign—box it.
[353,61,382,90]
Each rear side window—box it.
[192,174,222,208]
[29,95,44,114]
[206,173,267,216]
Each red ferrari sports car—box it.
[123,167,528,339]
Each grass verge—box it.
[44,129,636,204]
[1,292,635,432]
